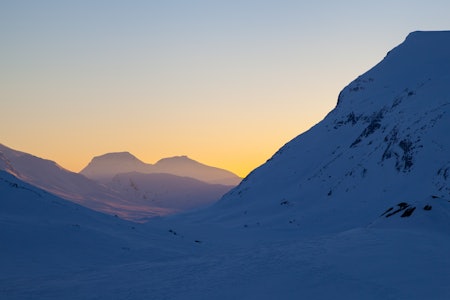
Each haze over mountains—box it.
[80,151,241,185]
[1,31,450,299]
[0,144,239,221]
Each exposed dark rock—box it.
[381,129,416,172]
[347,112,359,125]
[381,207,394,216]
[280,200,291,206]
[398,139,414,171]
[351,110,384,147]
[401,207,416,217]
[385,202,410,218]
[437,167,449,180]
[397,202,409,209]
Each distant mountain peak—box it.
[159,155,190,160]
[81,151,241,186]
[155,155,197,165]
[91,151,142,162]
[80,151,149,181]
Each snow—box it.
[1,31,450,299]
[108,171,234,211]
[1,185,449,300]
[0,144,236,221]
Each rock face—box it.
[200,31,450,233]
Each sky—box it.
[1,0,450,177]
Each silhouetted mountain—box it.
[152,156,241,185]
[81,153,241,186]
[80,152,151,182]
[0,144,235,221]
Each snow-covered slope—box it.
[0,143,131,214]
[0,144,213,221]
[0,170,194,291]
[0,170,152,273]
[108,172,233,212]
[81,152,241,186]
[192,31,450,234]
[2,169,450,300]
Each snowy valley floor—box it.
[1,221,449,300]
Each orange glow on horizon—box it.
[1,112,324,179]
[4,1,421,179]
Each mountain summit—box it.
[152,156,241,185]
[80,152,150,181]
[81,153,241,186]
[199,31,450,233]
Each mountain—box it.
[0,143,123,210]
[80,152,241,186]
[152,156,241,185]
[80,152,237,215]
[192,31,450,234]
[0,144,235,221]
[79,152,151,182]
[0,144,179,220]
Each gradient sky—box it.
[2,1,450,177]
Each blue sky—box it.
[1,0,450,176]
